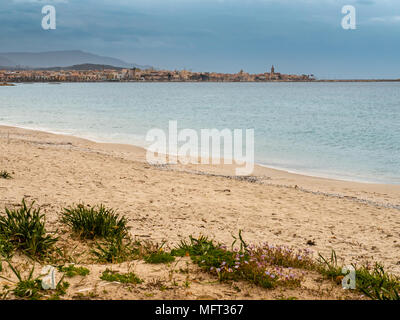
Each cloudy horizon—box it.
[1,0,399,78]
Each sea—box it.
[0,82,399,184]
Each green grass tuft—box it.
[0,235,14,259]
[13,279,42,300]
[100,269,143,284]
[144,251,175,264]
[133,240,176,264]
[356,263,400,300]
[92,235,132,263]
[317,250,343,279]
[318,250,400,300]
[0,199,58,258]
[48,281,70,300]
[58,265,90,278]
[58,204,136,264]
[61,204,129,240]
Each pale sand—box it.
[0,125,399,283]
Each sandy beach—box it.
[0,125,399,299]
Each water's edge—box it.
[1,121,398,187]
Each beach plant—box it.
[171,233,304,289]
[0,285,10,300]
[139,241,176,264]
[0,260,42,300]
[144,251,175,264]
[61,204,129,241]
[0,235,14,259]
[0,260,69,300]
[103,239,178,264]
[363,286,400,300]
[171,235,221,258]
[47,281,70,300]
[317,250,343,279]
[47,244,82,266]
[58,264,90,278]
[231,229,248,252]
[13,277,43,300]
[317,250,400,300]
[0,199,58,258]
[251,243,314,270]
[92,234,133,263]
[58,203,135,264]
[355,262,400,300]
[0,171,12,179]
[100,269,143,284]
[132,240,166,257]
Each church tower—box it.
[271,65,275,74]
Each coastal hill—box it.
[0,64,124,72]
[0,50,150,69]
[40,64,124,71]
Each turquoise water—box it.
[0,82,399,184]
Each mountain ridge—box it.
[0,50,151,69]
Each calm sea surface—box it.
[0,82,399,184]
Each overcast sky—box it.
[1,0,399,78]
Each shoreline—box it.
[1,122,399,185]
[1,122,399,186]
[256,162,394,186]
[1,124,400,209]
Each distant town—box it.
[0,65,315,83]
